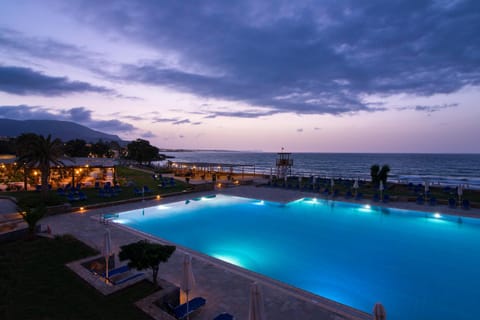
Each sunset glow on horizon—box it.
[1,1,479,153]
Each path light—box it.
[156,194,161,200]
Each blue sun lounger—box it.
[213,313,234,320]
[171,297,206,320]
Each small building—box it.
[0,156,118,191]
[275,151,293,178]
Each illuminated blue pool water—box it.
[112,194,480,320]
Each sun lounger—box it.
[416,195,425,205]
[428,197,437,206]
[134,187,143,196]
[110,272,144,285]
[170,297,206,320]
[213,313,234,320]
[382,194,390,203]
[448,198,456,208]
[462,199,470,210]
[99,265,129,278]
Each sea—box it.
[155,151,480,189]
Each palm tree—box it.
[370,164,380,186]
[16,134,66,195]
[378,165,391,185]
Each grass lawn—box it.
[0,235,157,320]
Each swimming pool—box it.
[111,194,480,320]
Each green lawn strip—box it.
[0,235,156,320]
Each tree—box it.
[370,164,380,186]
[64,139,89,157]
[16,134,66,196]
[378,165,391,185]
[119,240,176,286]
[17,203,46,238]
[126,139,160,165]
[90,140,111,158]
[371,164,390,186]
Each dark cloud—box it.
[396,103,458,113]
[0,105,135,133]
[0,27,106,70]
[141,131,156,138]
[297,128,303,133]
[0,65,112,96]
[68,0,479,116]
[152,117,179,123]
[173,119,191,125]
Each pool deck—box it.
[30,186,480,319]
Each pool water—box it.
[112,195,480,320]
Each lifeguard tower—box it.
[275,148,293,178]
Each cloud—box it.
[297,128,303,133]
[0,105,136,133]
[67,0,480,116]
[0,65,112,96]
[396,103,458,113]
[0,27,110,76]
[141,131,156,138]
[173,119,191,125]
[152,117,179,123]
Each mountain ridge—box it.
[0,119,125,143]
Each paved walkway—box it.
[38,185,479,320]
[0,197,22,223]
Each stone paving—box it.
[23,186,480,319]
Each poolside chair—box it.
[448,198,456,208]
[373,193,380,202]
[382,194,390,203]
[170,297,206,320]
[133,187,143,196]
[416,195,425,205]
[143,185,152,193]
[67,193,76,202]
[462,199,470,210]
[355,192,363,201]
[213,313,234,320]
[428,197,437,206]
[78,191,87,201]
[57,188,65,196]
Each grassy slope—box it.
[0,235,156,320]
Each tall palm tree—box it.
[16,134,66,195]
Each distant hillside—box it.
[0,119,125,143]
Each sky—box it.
[0,0,479,153]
